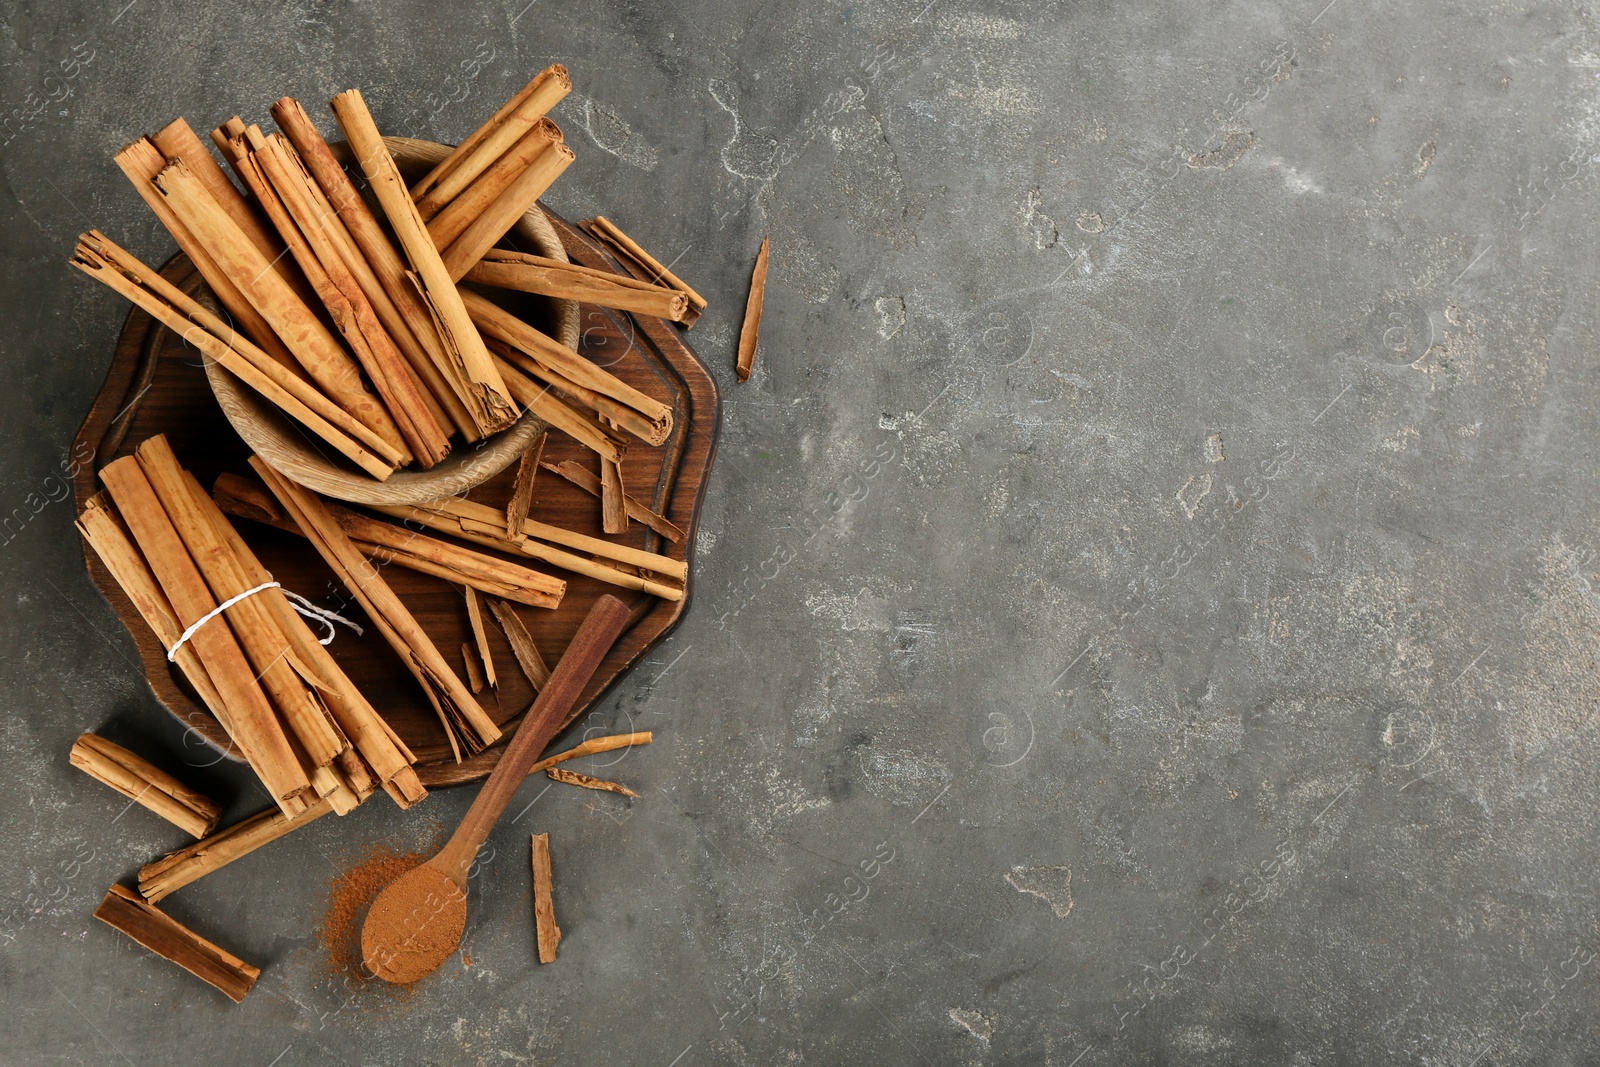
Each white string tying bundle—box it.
[165,581,363,662]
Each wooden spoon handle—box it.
[436,594,633,878]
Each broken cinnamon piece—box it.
[530,833,561,964]
[462,641,487,693]
[600,425,627,535]
[546,766,640,798]
[539,459,684,542]
[69,733,221,839]
[463,586,497,689]
[736,235,769,383]
[140,802,331,903]
[505,432,546,546]
[487,597,550,692]
[93,884,261,1002]
[528,731,652,775]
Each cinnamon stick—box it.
[98,456,310,813]
[505,432,546,546]
[530,832,560,964]
[69,733,221,839]
[426,118,561,250]
[546,766,640,798]
[462,289,672,439]
[487,597,549,692]
[213,472,565,610]
[490,335,667,446]
[584,215,707,311]
[250,132,451,466]
[150,117,289,286]
[421,496,688,582]
[372,500,682,600]
[77,495,229,725]
[464,249,691,322]
[151,156,409,458]
[71,232,404,479]
[736,235,769,383]
[140,801,331,903]
[464,586,497,690]
[253,458,502,758]
[113,138,301,372]
[600,440,627,535]
[329,89,517,436]
[492,355,629,462]
[271,96,480,440]
[412,64,571,215]
[540,459,684,542]
[94,884,261,1002]
[439,139,575,281]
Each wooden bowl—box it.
[204,136,581,507]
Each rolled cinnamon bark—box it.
[412,63,571,216]
[464,249,691,322]
[330,89,517,437]
[212,471,565,610]
[439,139,575,281]
[462,288,672,442]
[139,801,332,903]
[151,156,408,458]
[271,96,480,440]
[70,233,403,479]
[249,132,450,466]
[584,215,707,311]
[94,884,261,1002]
[253,457,503,760]
[70,733,221,839]
[150,116,288,280]
[113,138,301,372]
[426,118,562,250]
[135,436,346,772]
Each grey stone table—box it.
[1,0,1596,1063]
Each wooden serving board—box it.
[70,208,719,788]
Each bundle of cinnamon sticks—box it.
[78,435,426,817]
[72,66,698,487]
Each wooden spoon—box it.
[361,594,632,983]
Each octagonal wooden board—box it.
[70,207,719,788]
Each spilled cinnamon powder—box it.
[317,843,425,988]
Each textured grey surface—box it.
[2,0,1598,1063]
